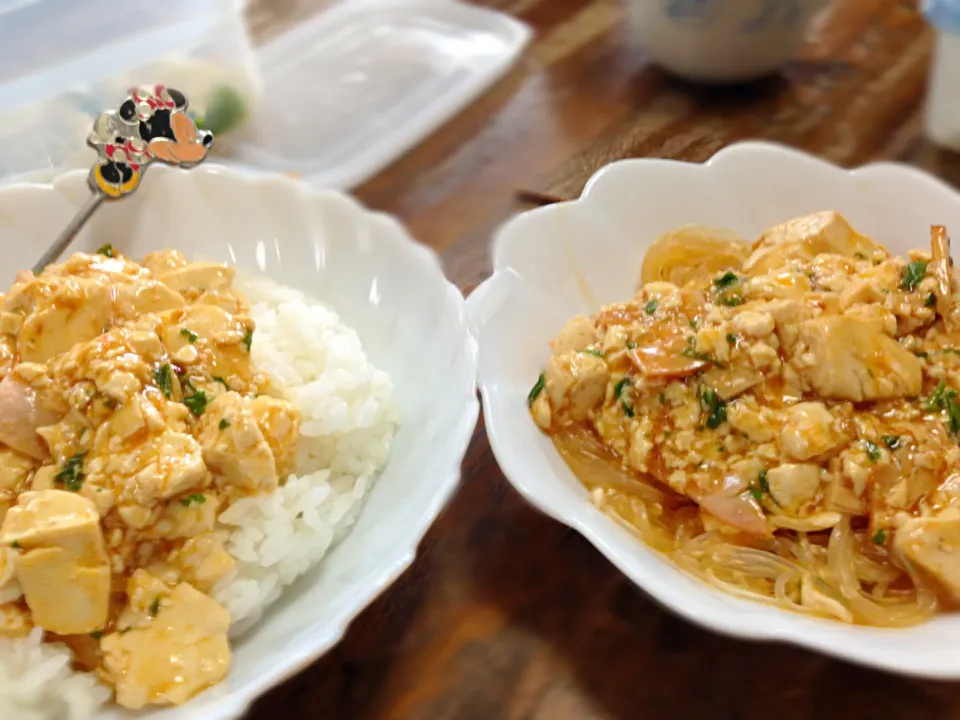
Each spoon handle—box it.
[32,193,104,274]
[33,84,214,273]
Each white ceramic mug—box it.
[627,0,830,84]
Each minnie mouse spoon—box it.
[32,85,214,273]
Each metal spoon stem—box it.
[32,193,104,274]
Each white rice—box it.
[0,275,399,718]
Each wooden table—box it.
[246,1,960,717]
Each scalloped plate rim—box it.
[0,163,480,718]
[469,141,960,679]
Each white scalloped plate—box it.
[466,141,960,679]
[0,164,479,718]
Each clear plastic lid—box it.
[227,0,531,189]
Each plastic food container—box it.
[0,0,260,183]
[924,0,960,150]
[626,0,829,84]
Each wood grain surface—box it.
[244,1,960,718]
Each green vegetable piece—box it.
[154,363,173,399]
[54,452,86,492]
[195,85,247,136]
[528,373,546,406]
[901,260,928,291]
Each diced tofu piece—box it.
[757,299,808,352]
[793,316,922,401]
[731,310,775,338]
[896,511,960,599]
[0,447,34,495]
[157,263,234,294]
[727,399,779,442]
[0,490,109,634]
[839,275,886,309]
[780,402,845,461]
[545,352,610,422]
[102,577,231,709]
[0,547,21,604]
[550,315,597,354]
[147,493,218,541]
[765,463,821,514]
[114,280,185,318]
[155,305,253,381]
[151,535,235,592]
[17,280,113,363]
[745,211,876,273]
[141,250,189,276]
[98,429,207,505]
[196,393,278,493]
[249,396,301,479]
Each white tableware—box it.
[0,164,479,718]
[627,0,828,83]
[923,0,960,150]
[467,141,960,678]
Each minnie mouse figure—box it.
[87,85,213,198]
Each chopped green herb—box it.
[699,388,727,429]
[915,350,930,359]
[855,252,868,260]
[154,363,173,399]
[947,394,960,436]
[614,376,631,399]
[643,299,658,315]
[54,452,86,492]
[90,630,104,640]
[180,493,206,507]
[10,541,19,550]
[148,598,161,617]
[926,292,938,308]
[882,435,902,450]
[658,392,666,405]
[717,294,742,307]
[582,348,604,357]
[212,376,229,390]
[866,368,875,379]
[95,243,115,258]
[242,329,253,352]
[219,418,231,430]
[873,529,887,545]
[726,333,736,344]
[183,388,208,417]
[747,484,764,501]
[713,271,739,289]
[626,341,638,350]
[682,346,725,368]
[689,318,699,329]
[102,396,117,410]
[622,401,635,418]
[528,373,546,406]
[865,440,881,462]
[900,260,929,291]
[926,380,949,411]
[663,430,672,437]
[717,444,725,453]
[179,327,198,343]
[758,470,770,494]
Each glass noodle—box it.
[553,425,940,626]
